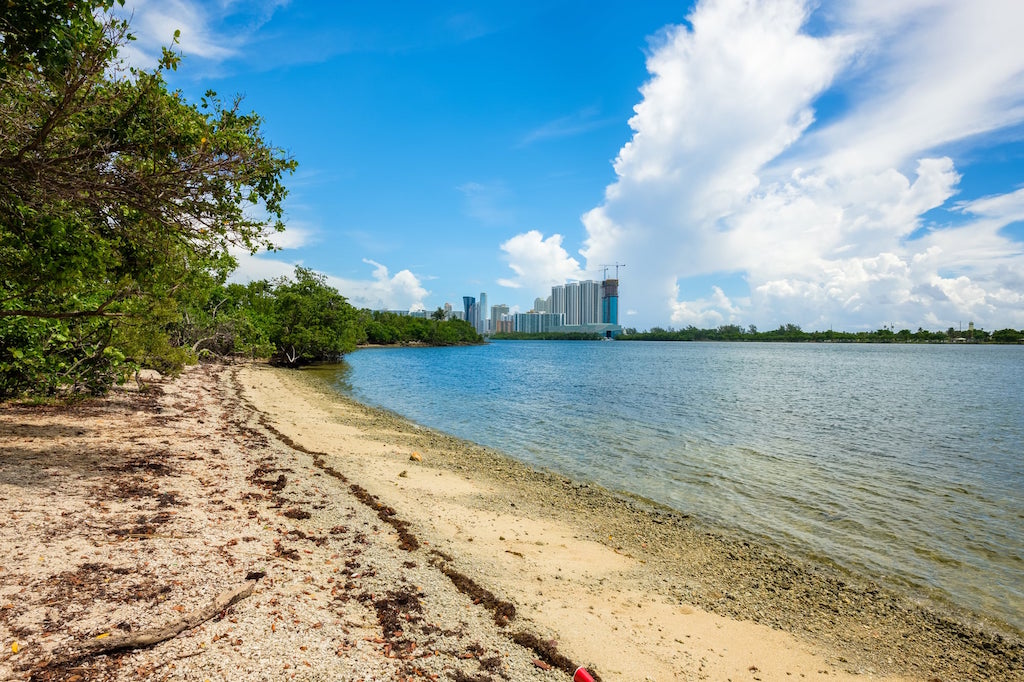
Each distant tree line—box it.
[3,263,482,398]
[177,267,481,365]
[362,309,482,347]
[618,324,1024,344]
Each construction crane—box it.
[598,263,626,279]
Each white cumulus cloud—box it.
[327,259,430,311]
[229,254,429,312]
[576,0,1024,331]
[497,230,587,292]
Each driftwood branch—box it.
[48,580,255,666]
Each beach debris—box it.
[282,507,311,520]
[11,641,18,654]
[44,580,256,667]
[409,452,422,462]
[511,632,602,680]
[428,551,516,625]
[574,667,597,682]
[532,659,552,670]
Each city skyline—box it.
[456,275,621,336]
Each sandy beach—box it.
[1,362,1020,681]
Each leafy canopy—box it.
[0,1,296,396]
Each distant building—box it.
[490,304,509,333]
[580,280,600,324]
[514,312,565,333]
[380,309,428,318]
[548,280,600,326]
[452,271,620,335]
[463,296,477,330]
[564,281,581,325]
[478,292,488,334]
[550,285,566,319]
[601,279,618,325]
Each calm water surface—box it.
[311,341,1023,631]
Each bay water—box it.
[311,340,1023,632]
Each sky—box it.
[114,0,1024,332]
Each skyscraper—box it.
[491,303,509,325]
[463,296,476,331]
[478,292,488,333]
[550,285,566,319]
[580,280,600,324]
[601,279,619,325]
[564,281,581,325]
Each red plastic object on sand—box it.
[573,667,596,682]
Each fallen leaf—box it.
[532,659,551,671]
[95,633,110,640]
[11,642,18,654]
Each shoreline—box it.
[315,349,1022,639]
[255,363,1022,679]
[1,362,1020,681]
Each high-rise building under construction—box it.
[601,278,618,325]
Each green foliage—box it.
[0,2,295,397]
[991,328,1024,343]
[0,315,126,397]
[165,270,482,367]
[0,0,121,79]
[363,311,481,346]
[269,268,358,366]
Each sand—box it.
[1,362,1020,681]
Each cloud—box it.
[519,106,617,146]
[497,230,587,292]
[956,186,1024,225]
[329,259,429,311]
[112,0,288,69]
[577,0,1024,330]
[229,254,429,311]
[266,221,315,250]
[227,249,297,284]
[669,285,746,328]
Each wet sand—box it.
[1,362,1020,681]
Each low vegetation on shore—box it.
[618,323,1024,343]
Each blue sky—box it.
[116,0,1024,331]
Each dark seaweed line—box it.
[234,367,602,679]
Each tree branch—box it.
[43,580,256,668]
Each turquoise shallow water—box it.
[311,340,1024,632]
